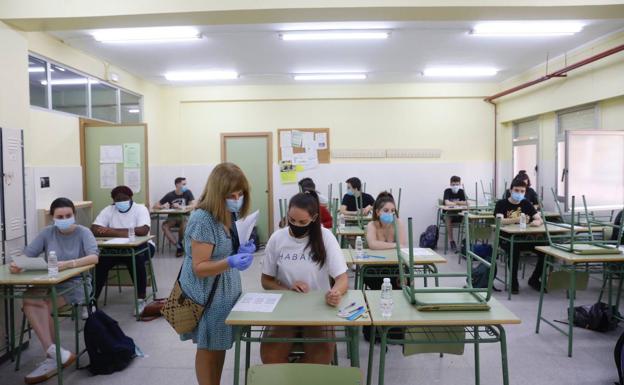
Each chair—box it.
[247,364,361,385]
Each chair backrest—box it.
[247,364,361,385]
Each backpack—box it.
[615,331,624,385]
[419,225,439,249]
[84,310,136,375]
[570,302,619,332]
[469,243,497,289]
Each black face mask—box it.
[289,222,311,238]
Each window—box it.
[512,118,539,189]
[50,63,88,116]
[120,91,142,123]
[28,56,48,108]
[91,82,118,122]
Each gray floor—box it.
[1,245,619,385]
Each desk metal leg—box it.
[497,325,510,385]
[348,326,359,367]
[9,287,15,360]
[233,327,242,385]
[567,269,577,357]
[535,257,550,334]
[129,249,140,321]
[377,327,388,385]
[366,326,376,385]
[474,326,480,385]
[507,236,515,300]
[245,330,251,385]
[51,286,63,385]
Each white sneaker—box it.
[135,299,146,316]
[25,358,58,384]
[81,307,89,320]
[45,344,73,364]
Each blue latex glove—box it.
[227,253,254,271]
[238,240,256,254]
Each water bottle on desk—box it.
[128,227,136,242]
[48,251,58,278]
[519,213,527,230]
[380,278,393,317]
[355,236,364,259]
[339,213,346,230]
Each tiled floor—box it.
[0,247,620,385]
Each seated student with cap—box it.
[503,170,540,207]
[91,185,155,315]
[494,179,544,294]
[260,191,348,364]
[298,178,332,229]
[340,177,374,216]
[10,198,99,385]
[366,191,407,250]
[153,177,196,257]
[442,175,468,251]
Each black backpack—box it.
[615,331,624,385]
[419,225,439,249]
[84,310,136,375]
[469,244,496,288]
[570,302,619,332]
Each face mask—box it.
[226,196,244,213]
[54,217,75,231]
[181,186,188,193]
[115,200,131,212]
[511,192,525,202]
[346,189,355,196]
[380,212,395,224]
[289,222,311,238]
[451,185,460,194]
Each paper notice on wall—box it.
[124,168,141,193]
[100,163,117,189]
[280,131,292,148]
[100,145,123,164]
[281,146,294,161]
[302,131,315,147]
[291,130,303,147]
[123,143,141,168]
[315,133,327,149]
[293,152,318,170]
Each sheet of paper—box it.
[280,131,292,148]
[231,293,282,313]
[124,168,141,193]
[236,210,259,245]
[123,143,141,168]
[100,163,117,189]
[280,146,294,161]
[293,152,318,170]
[315,132,327,149]
[104,238,130,244]
[12,256,48,271]
[100,145,123,164]
[401,248,434,256]
[291,130,303,147]
[302,131,315,147]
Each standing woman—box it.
[366,191,407,250]
[179,163,256,385]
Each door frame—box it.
[220,132,274,236]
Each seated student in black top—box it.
[442,175,467,251]
[612,210,624,242]
[153,177,196,257]
[495,179,544,294]
[340,177,375,216]
[503,170,540,207]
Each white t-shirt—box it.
[93,203,151,230]
[262,227,347,291]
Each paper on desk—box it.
[236,210,259,244]
[401,248,434,256]
[231,292,282,313]
[12,256,48,271]
[104,238,130,244]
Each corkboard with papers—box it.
[277,128,330,164]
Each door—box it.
[221,133,273,244]
[1,128,26,241]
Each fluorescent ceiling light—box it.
[92,26,201,43]
[128,109,140,114]
[28,67,45,73]
[423,67,498,77]
[40,79,99,85]
[293,73,367,81]
[164,70,239,81]
[471,21,584,36]
[281,30,389,41]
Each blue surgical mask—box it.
[181,186,188,193]
[451,185,460,194]
[115,200,131,212]
[380,212,395,224]
[226,196,244,213]
[511,192,525,202]
[54,217,75,231]
[346,189,355,196]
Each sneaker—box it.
[25,358,58,384]
[176,246,184,258]
[511,281,520,295]
[450,241,457,251]
[135,299,146,316]
[45,344,73,365]
[528,277,547,293]
[81,307,89,320]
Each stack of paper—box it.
[401,248,434,256]
[231,293,282,313]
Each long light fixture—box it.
[471,21,584,36]
[280,30,389,41]
[28,67,45,73]
[92,26,201,43]
[293,73,367,81]
[40,79,99,85]
[128,109,140,114]
[423,67,498,77]
[164,70,239,81]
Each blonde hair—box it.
[196,162,250,228]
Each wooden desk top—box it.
[225,290,371,327]
[535,246,624,264]
[342,248,446,265]
[497,223,598,235]
[365,290,521,327]
[0,264,94,286]
[343,214,373,222]
[438,205,472,211]
[151,206,194,215]
[43,201,92,214]
[96,235,154,248]
[336,226,366,236]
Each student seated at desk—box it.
[91,185,155,315]
[443,175,467,251]
[366,191,406,250]
[495,179,544,294]
[10,198,98,384]
[612,210,623,242]
[340,177,374,215]
[298,178,332,229]
[154,177,196,257]
[503,170,539,207]
[260,191,348,364]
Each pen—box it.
[338,302,356,313]
[347,308,366,321]
[366,255,386,259]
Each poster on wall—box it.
[315,133,327,150]
[100,145,123,164]
[100,163,117,188]
[279,160,297,184]
[123,143,141,168]
[124,168,141,193]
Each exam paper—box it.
[104,238,130,244]
[401,248,434,256]
[12,256,48,271]
[231,293,282,313]
[236,210,259,244]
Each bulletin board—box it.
[277,128,331,164]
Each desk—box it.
[0,264,93,385]
[365,290,521,385]
[150,206,194,250]
[342,248,446,289]
[336,226,366,248]
[96,236,156,320]
[226,290,370,385]
[535,245,624,357]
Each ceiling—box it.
[50,20,624,86]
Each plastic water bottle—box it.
[380,278,393,317]
[339,213,346,230]
[355,236,364,259]
[48,251,58,278]
[519,213,527,230]
[128,227,136,242]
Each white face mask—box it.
[450,185,460,194]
